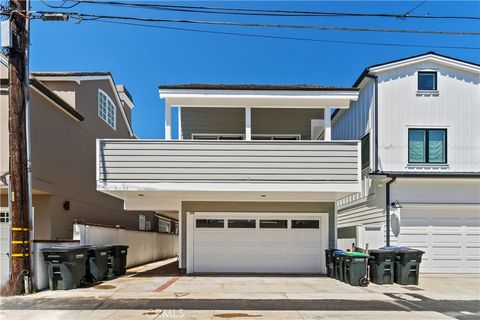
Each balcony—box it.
[97,139,361,206]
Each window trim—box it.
[98,89,117,130]
[417,71,438,91]
[408,128,447,164]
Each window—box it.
[259,219,287,229]
[408,129,447,164]
[158,219,171,233]
[196,219,224,228]
[291,220,319,229]
[418,72,437,91]
[228,219,256,228]
[192,134,244,140]
[252,134,301,141]
[361,133,370,169]
[98,90,116,129]
[0,211,9,223]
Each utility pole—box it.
[6,0,31,296]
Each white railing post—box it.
[245,107,251,141]
[177,106,182,140]
[165,103,172,140]
[324,107,332,141]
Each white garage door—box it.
[397,207,480,273]
[190,213,328,274]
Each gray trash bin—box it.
[83,245,110,282]
[394,248,424,285]
[108,245,129,277]
[42,246,88,290]
[369,249,396,285]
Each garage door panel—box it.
[400,207,480,273]
[192,214,326,273]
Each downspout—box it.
[365,73,378,172]
[385,176,397,246]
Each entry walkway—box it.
[1,258,479,319]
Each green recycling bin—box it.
[325,249,337,278]
[343,252,369,287]
[84,245,110,282]
[108,245,129,277]
[394,248,424,285]
[41,246,88,290]
[333,250,345,282]
[369,249,396,285]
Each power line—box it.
[45,1,480,20]
[33,11,480,36]
[88,19,480,50]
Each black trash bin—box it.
[333,250,345,282]
[83,245,110,282]
[325,249,337,278]
[369,249,396,285]
[41,246,89,290]
[108,245,129,277]
[343,252,369,287]
[394,248,424,285]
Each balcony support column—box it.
[177,106,182,140]
[165,103,172,140]
[324,107,331,141]
[245,107,251,141]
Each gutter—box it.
[365,73,379,173]
[385,176,396,246]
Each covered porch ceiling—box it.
[99,188,357,213]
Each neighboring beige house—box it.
[0,53,158,241]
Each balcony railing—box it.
[97,140,361,186]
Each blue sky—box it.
[26,1,480,138]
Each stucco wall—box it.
[179,201,335,269]
[0,69,154,239]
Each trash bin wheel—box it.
[359,277,369,287]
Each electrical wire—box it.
[33,11,480,36]
[46,0,480,20]
[89,19,480,50]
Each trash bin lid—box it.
[343,252,369,257]
[333,250,345,254]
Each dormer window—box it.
[418,71,437,91]
[98,89,116,129]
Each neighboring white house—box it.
[332,52,480,273]
[97,84,362,274]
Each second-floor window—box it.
[98,89,116,129]
[361,133,370,169]
[408,128,447,164]
[418,71,437,91]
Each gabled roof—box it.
[32,72,135,137]
[30,78,84,121]
[353,51,480,87]
[159,83,358,91]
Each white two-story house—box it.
[332,52,480,274]
[97,84,362,274]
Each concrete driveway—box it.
[1,258,479,319]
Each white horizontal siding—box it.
[98,140,360,184]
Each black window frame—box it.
[228,219,256,229]
[408,128,447,164]
[360,133,370,169]
[259,219,288,229]
[195,219,225,228]
[291,220,320,229]
[417,71,438,91]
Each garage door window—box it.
[196,219,224,228]
[228,219,256,228]
[260,220,287,229]
[292,220,319,229]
